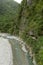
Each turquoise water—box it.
[9,39,34,65]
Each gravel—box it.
[0,37,13,65]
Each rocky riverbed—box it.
[0,37,13,65]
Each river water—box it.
[0,33,34,65]
[9,39,33,65]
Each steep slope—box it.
[18,0,43,36]
[18,0,43,65]
[0,0,19,35]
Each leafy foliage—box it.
[18,0,43,65]
[0,0,43,65]
[0,0,20,35]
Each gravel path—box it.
[0,37,13,65]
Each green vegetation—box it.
[0,0,20,35]
[0,0,43,65]
[18,0,43,65]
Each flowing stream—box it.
[0,33,34,65]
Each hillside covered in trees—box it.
[18,0,43,65]
[0,0,20,35]
[0,0,43,65]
